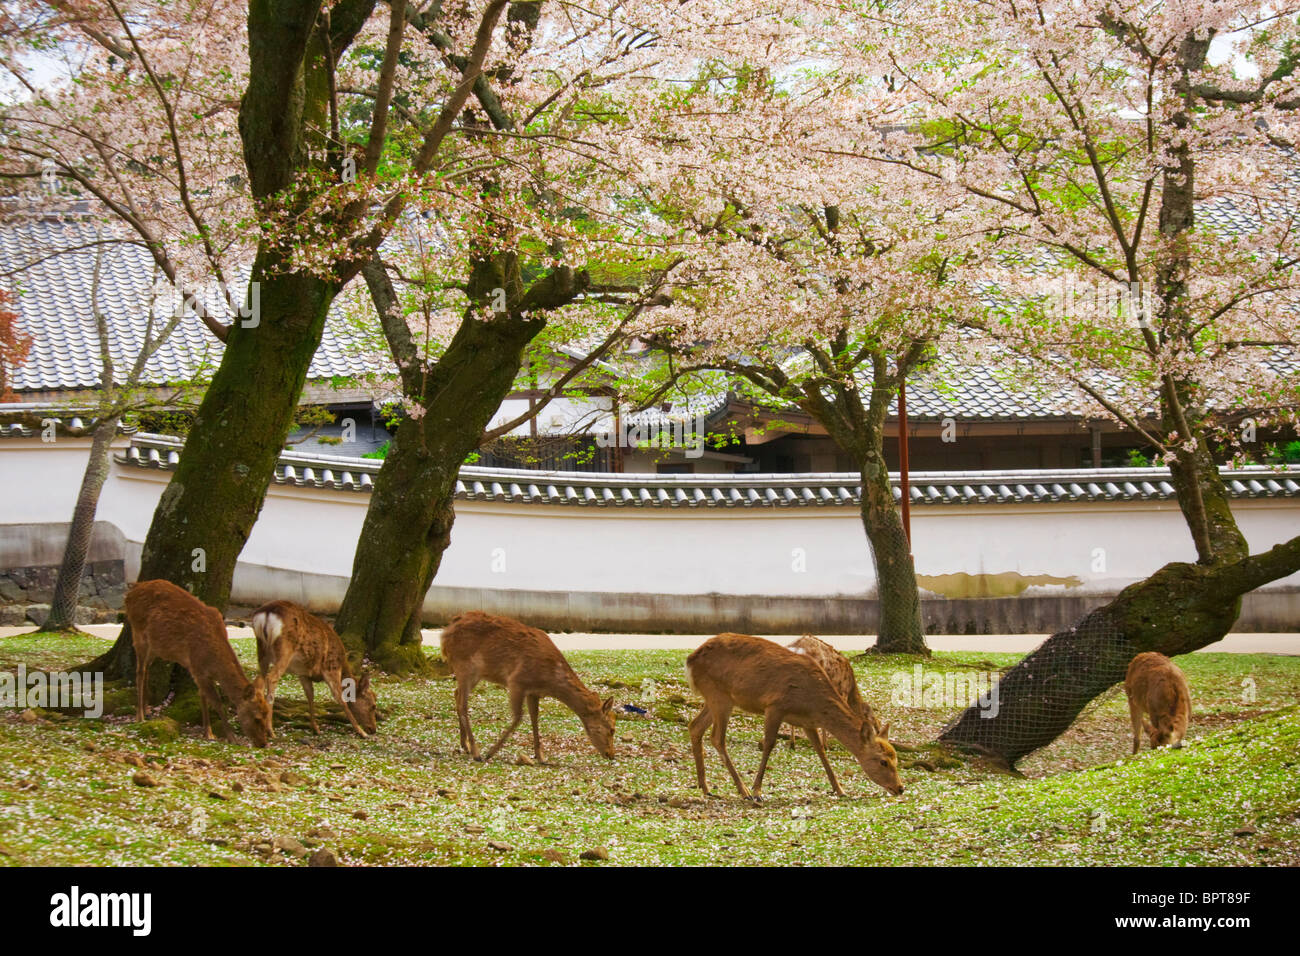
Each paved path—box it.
[5,625,1296,655]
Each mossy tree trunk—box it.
[332,255,588,673]
[84,0,369,694]
[798,345,929,654]
[857,448,927,654]
[86,268,337,693]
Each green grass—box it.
[0,629,1296,865]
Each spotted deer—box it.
[1124,651,1191,753]
[439,611,616,763]
[250,600,377,738]
[686,632,903,800]
[123,579,270,747]
[785,634,880,749]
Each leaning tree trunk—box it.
[940,536,1300,766]
[333,257,587,673]
[40,415,119,632]
[84,265,336,695]
[859,450,927,654]
[333,313,549,673]
[332,414,464,675]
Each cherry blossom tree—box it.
[837,0,1300,761]
[2,0,528,684]
[612,49,981,652]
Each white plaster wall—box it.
[3,439,1299,599]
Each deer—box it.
[250,600,377,739]
[439,611,616,764]
[784,634,880,750]
[1124,651,1191,754]
[123,579,271,748]
[686,632,903,800]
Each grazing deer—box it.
[785,634,880,749]
[439,611,616,763]
[686,633,903,800]
[250,600,377,739]
[123,579,270,748]
[1125,652,1191,754]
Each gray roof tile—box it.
[115,432,1300,507]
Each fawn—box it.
[439,611,615,763]
[785,634,880,749]
[686,632,903,800]
[1125,651,1191,753]
[250,600,377,738]
[123,579,270,747]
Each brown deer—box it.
[1125,651,1191,754]
[686,633,903,800]
[123,579,270,747]
[785,634,880,749]
[439,611,616,763]
[250,600,377,739]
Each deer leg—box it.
[750,710,785,801]
[527,694,545,763]
[454,675,479,759]
[323,671,368,738]
[1127,694,1143,754]
[710,706,750,800]
[298,676,319,734]
[689,707,714,795]
[197,688,211,740]
[805,722,844,796]
[481,687,525,763]
[786,723,797,750]
[196,677,231,742]
[134,652,150,723]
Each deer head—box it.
[854,721,903,795]
[581,695,617,759]
[237,677,272,748]
[1143,716,1181,749]
[348,671,379,735]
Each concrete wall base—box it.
[4,521,1295,635]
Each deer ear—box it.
[357,672,370,692]
[878,722,890,739]
[601,696,614,714]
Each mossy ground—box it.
[0,629,1296,866]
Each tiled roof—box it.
[886,364,1075,421]
[0,403,139,438]
[0,217,381,392]
[117,433,1300,507]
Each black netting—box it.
[939,610,1136,765]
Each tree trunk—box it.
[1166,430,1249,562]
[859,450,927,654]
[333,311,548,672]
[84,265,336,690]
[939,536,1300,766]
[40,416,119,632]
